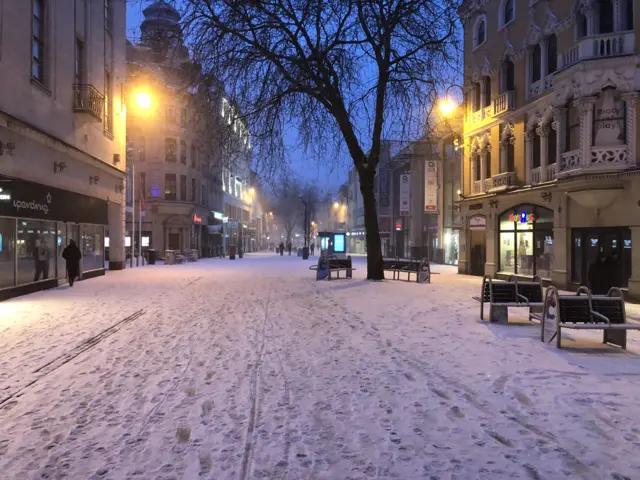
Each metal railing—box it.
[73,84,104,121]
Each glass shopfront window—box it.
[81,224,105,272]
[443,228,459,265]
[498,205,553,278]
[0,217,16,289]
[17,219,56,285]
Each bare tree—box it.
[182,0,459,279]
[272,177,304,244]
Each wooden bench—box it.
[382,258,430,283]
[541,286,637,349]
[309,256,356,281]
[474,276,544,324]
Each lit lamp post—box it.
[300,196,309,259]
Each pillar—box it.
[499,139,508,173]
[524,131,534,184]
[470,149,477,187]
[537,124,550,181]
[551,193,569,288]
[540,38,549,85]
[552,107,567,172]
[577,97,596,167]
[479,149,487,190]
[108,194,126,270]
[410,153,425,259]
[485,208,497,277]
[621,92,638,164]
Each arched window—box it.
[531,44,542,83]
[625,0,634,30]
[548,127,557,165]
[473,16,487,48]
[547,35,557,74]
[576,13,588,39]
[498,205,554,278]
[594,87,626,146]
[566,101,580,152]
[533,129,541,169]
[483,76,491,107]
[504,0,515,25]
[485,150,492,178]
[501,59,515,93]
[474,152,481,181]
[599,0,614,34]
[473,82,481,112]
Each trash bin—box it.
[148,249,157,265]
[238,249,244,259]
[229,245,236,260]
[302,246,309,260]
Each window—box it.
[104,0,110,31]
[594,88,626,146]
[485,151,492,178]
[507,140,515,172]
[533,130,541,169]
[191,144,197,168]
[165,138,177,162]
[567,102,580,151]
[32,0,45,83]
[473,83,481,112]
[17,220,56,285]
[75,38,84,84]
[0,218,16,289]
[577,13,588,39]
[531,44,541,83]
[474,153,481,181]
[483,77,491,108]
[503,0,515,26]
[625,0,634,30]
[191,178,196,202]
[104,70,113,134]
[140,172,147,199]
[548,127,557,165]
[501,60,515,93]
[180,175,187,201]
[498,205,553,278]
[164,174,177,200]
[599,0,614,34]
[138,137,146,162]
[180,140,187,164]
[547,35,557,75]
[81,224,105,272]
[180,108,187,127]
[201,185,206,206]
[166,107,176,124]
[474,16,487,48]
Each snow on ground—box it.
[1,255,640,479]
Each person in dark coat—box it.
[62,239,82,287]
[279,242,285,256]
[287,241,292,256]
[588,253,608,295]
[310,243,315,256]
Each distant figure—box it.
[310,243,315,256]
[287,241,292,256]
[33,237,50,281]
[279,242,285,256]
[62,239,82,287]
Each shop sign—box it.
[379,169,390,207]
[509,212,535,223]
[0,174,108,224]
[399,173,411,216]
[469,203,483,211]
[395,220,402,231]
[424,161,438,212]
[469,215,486,231]
[193,214,203,224]
[212,211,224,220]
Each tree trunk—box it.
[359,168,384,280]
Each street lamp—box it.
[135,91,153,110]
[333,201,340,209]
[438,84,464,117]
[300,195,310,259]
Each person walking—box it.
[310,243,315,256]
[279,242,285,256]
[287,241,292,256]
[62,239,82,287]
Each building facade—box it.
[126,1,225,258]
[458,0,640,297]
[0,0,127,299]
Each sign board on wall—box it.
[399,173,411,216]
[469,215,486,231]
[424,161,438,212]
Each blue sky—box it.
[126,2,349,193]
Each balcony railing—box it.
[531,167,542,184]
[545,163,557,181]
[493,91,514,115]
[471,172,517,195]
[531,163,558,184]
[472,180,483,195]
[73,84,104,121]
[559,150,582,172]
[558,31,636,70]
[590,145,632,167]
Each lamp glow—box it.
[135,91,152,110]
[439,98,457,117]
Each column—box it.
[622,92,638,165]
[577,97,596,167]
[479,149,487,191]
[499,138,508,173]
[551,193,569,289]
[552,107,567,172]
[537,124,550,181]
[540,38,549,88]
[524,131,534,184]
[108,193,126,271]
[479,81,486,112]
[470,149,477,190]
[410,154,424,259]
[613,0,623,32]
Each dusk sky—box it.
[126,1,350,194]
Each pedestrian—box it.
[62,239,82,287]
[33,237,50,281]
[287,241,292,256]
[588,253,608,295]
[279,242,285,256]
[310,243,315,256]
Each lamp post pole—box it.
[300,196,309,259]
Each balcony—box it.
[73,84,104,121]
[493,91,515,115]
[558,146,633,176]
[531,163,558,184]
[558,31,635,70]
[471,173,517,195]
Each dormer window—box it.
[473,16,487,49]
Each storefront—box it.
[498,204,554,279]
[0,174,107,299]
[571,227,631,289]
[443,228,460,266]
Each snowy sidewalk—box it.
[0,256,639,479]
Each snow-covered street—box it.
[1,256,640,479]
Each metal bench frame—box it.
[477,276,544,324]
[382,258,430,283]
[309,256,356,281]
[541,285,635,349]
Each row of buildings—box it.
[0,0,268,299]
[340,0,640,299]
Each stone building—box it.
[126,0,224,257]
[458,0,640,298]
[0,0,127,299]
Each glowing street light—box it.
[333,202,340,209]
[135,91,153,110]
[439,98,457,117]
[249,187,256,195]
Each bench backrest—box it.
[591,297,625,324]
[558,297,592,323]
[485,282,518,303]
[517,283,543,303]
[328,258,352,269]
[382,259,421,271]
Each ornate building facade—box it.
[458,0,640,297]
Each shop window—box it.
[547,34,557,74]
[501,59,515,93]
[598,0,614,34]
[483,77,491,108]
[82,224,104,272]
[165,173,177,201]
[594,88,625,146]
[498,205,553,278]
[533,130,541,169]
[17,219,56,286]
[165,138,177,163]
[567,102,580,151]
[0,218,16,289]
[531,44,541,83]
[548,128,557,164]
